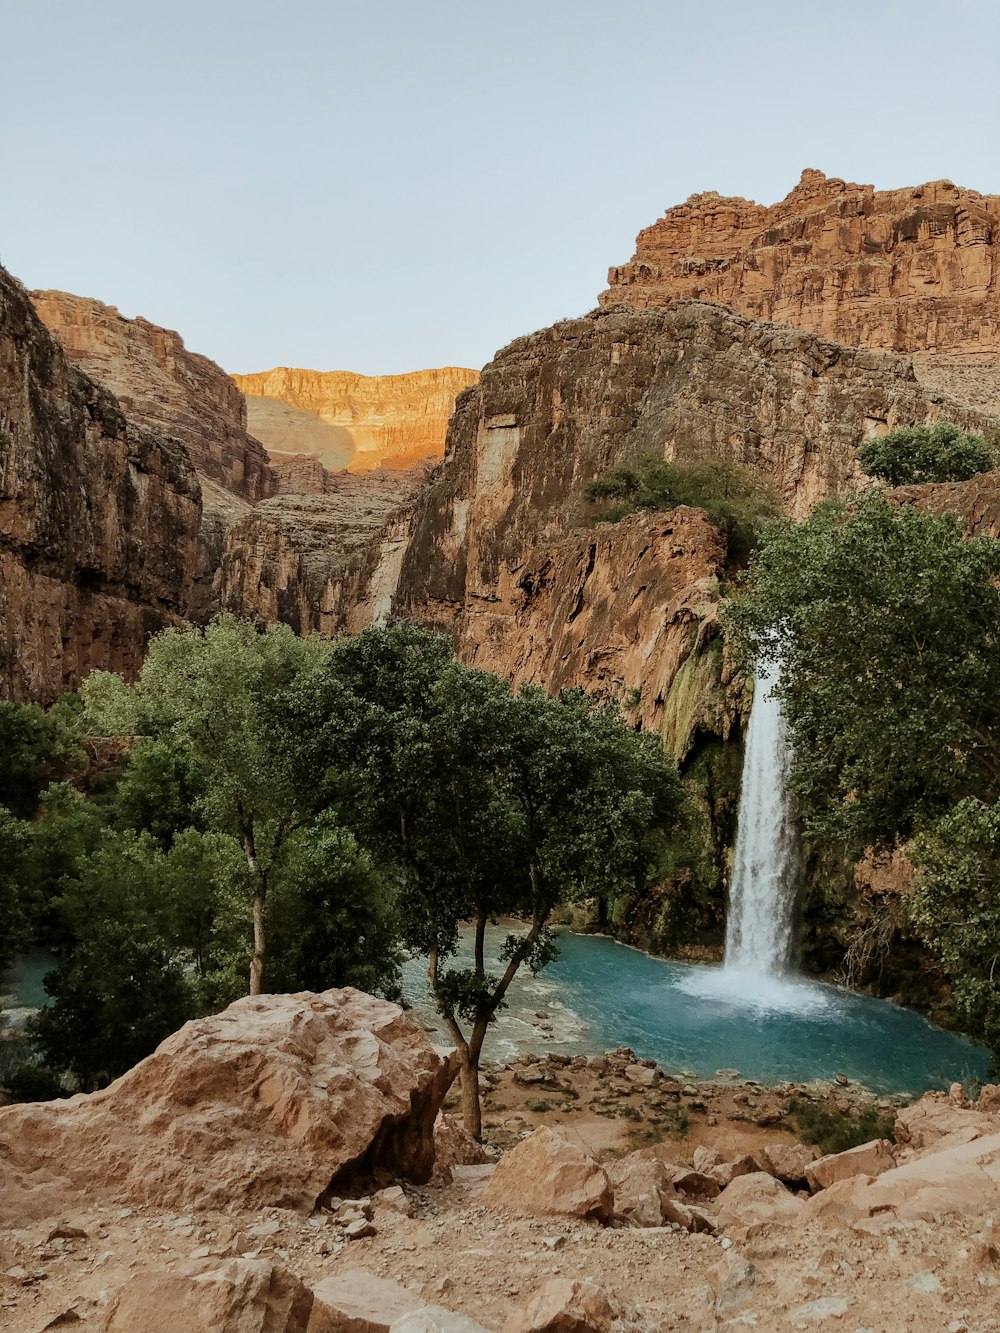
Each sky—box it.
[2,0,998,376]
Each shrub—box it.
[586,456,781,564]
[858,421,994,486]
[788,1098,895,1155]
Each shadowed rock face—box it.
[232,366,480,473]
[600,169,1000,367]
[0,267,202,702]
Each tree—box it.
[586,455,781,563]
[911,799,1000,1056]
[327,625,683,1136]
[859,421,995,487]
[0,698,84,818]
[724,489,1000,856]
[81,616,335,994]
[0,807,31,972]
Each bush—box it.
[585,456,781,564]
[788,1098,895,1155]
[859,421,994,486]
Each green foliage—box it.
[586,455,781,563]
[114,738,208,846]
[0,807,32,971]
[911,799,1000,1055]
[859,421,995,487]
[724,489,1000,855]
[0,698,85,818]
[788,1098,895,1155]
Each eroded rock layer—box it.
[600,169,1000,367]
[232,366,479,473]
[0,267,201,702]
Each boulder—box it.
[103,1259,313,1333]
[605,1150,676,1225]
[691,1147,723,1172]
[389,1310,491,1333]
[895,1091,997,1151]
[504,1278,622,1333]
[433,1114,491,1181]
[707,1155,760,1188]
[669,1168,720,1200]
[804,1140,895,1192]
[0,989,455,1218]
[482,1128,612,1222]
[761,1142,817,1184]
[716,1172,805,1238]
[805,1131,1000,1225]
[308,1271,420,1333]
[713,1254,759,1320]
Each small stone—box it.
[344,1219,377,1240]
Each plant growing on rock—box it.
[859,421,995,486]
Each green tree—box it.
[327,625,683,1136]
[0,698,84,818]
[724,489,1000,856]
[82,616,335,994]
[114,737,208,847]
[859,421,995,487]
[0,807,32,972]
[586,455,781,563]
[911,799,1000,1055]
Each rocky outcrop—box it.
[233,367,479,474]
[481,1127,612,1222]
[103,1259,314,1333]
[0,266,202,702]
[601,169,1000,366]
[0,988,455,1218]
[32,291,277,501]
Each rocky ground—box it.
[3,1030,1000,1332]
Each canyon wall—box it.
[233,365,479,473]
[0,268,202,702]
[600,169,1000,373]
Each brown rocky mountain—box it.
[0,269,201,701]
[600,168,1000,410]
[232,365,479,475]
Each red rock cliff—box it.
[1,268,202,702]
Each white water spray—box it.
[724,659,802,977]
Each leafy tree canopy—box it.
[724,489,1000,856]
[859,421,995,487]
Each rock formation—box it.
[600,169,1000,378]
[0,988,455,1218]
[31,291,276,502]
[232,366,479,474]
[0,266,202,702]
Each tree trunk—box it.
[250,885,266,995]
[459,1050,482,1140]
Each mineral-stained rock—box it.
[716,1171,805,1237]
[0,265,202,702]
[102,1258,313,1333]
[804,1139,896,1192]
[233,366,479,474]
[0,989,455,1218]
[309,1270,419,1332]
[504,1278,623,1333]
[32,290,276,502]
[481,1127,612,1222]
[600,169,1000,368]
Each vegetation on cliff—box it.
[859,421,995,487]
[586,456,781,564]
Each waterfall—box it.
[723,659,802,977]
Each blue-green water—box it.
[402,928,991,1095]
[0,951,55,1029]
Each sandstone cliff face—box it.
[600,169,1000,368]
[32,292,277,501]
[0,268,201,702]
[233,366,479,473]
[359,302,989,734]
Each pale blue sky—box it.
[2,0,997,375]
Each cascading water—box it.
[723,659,802,977]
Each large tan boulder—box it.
[504,1278,623,1333]
[605,1149,676,1225]
[895,1090,998,1151]
[482,1128,612,1222]
[0,989,455,1217]
[308,1271,420,1332]
[761,1142,816,1184]
[804,1139,895,1191]
[103,1259,313,1333]
[389,1310,492,1333]
[716,1172,805,1238]
[805,1131,1000,1225]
